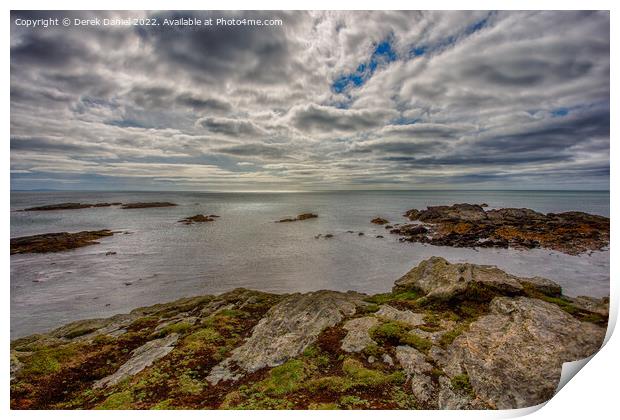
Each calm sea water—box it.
[10,190,610,338]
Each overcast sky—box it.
[10,11,610,191]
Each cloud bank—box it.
[10,11,610,191]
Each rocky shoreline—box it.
[10,257,607,410]
[390,203,609,255]
[10,230,115,255]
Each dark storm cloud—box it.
[10,10,609,190]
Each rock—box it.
[517,276,562,296]
[94,333,179,388]
[207,290,363,384]
[21,202,119,211]
[324,234,334,238]
[440,296,606,409]
[11,230,114,255]
[178,214,216,224]
[396,204,609,255]
[358,232,364,236]
[371,217,389,225]
[276,213,318,223]
[376,235,384,238]
[105,251,117,256]
[382,353,394,366]
[393,256,525,300]
[341,317,379,352]
[395,345,435,405]
[121,202,177,209]
[375,305,425,326]
[368,356,376,363]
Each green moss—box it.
[364,290,421,305]
[256,359,310,395]
[182,327,221,351]
[356,303,380,314]
[361,343,384,359]
[439,324,468,347]
[370,321,432,353]
[96,390,134,409]
[451,374,474,396]
[20,343,81,376]
[401,332,432,353]
[151,399,184,409]
[341,358,405,387]
[339,395,369,409]
[128,316,159,331]
[308,402,339,410]
[157,321,193,337]
[177,373,204,395]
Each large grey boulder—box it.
[207,290,363,384]
[94,333,179,388]
[440,296,606,409]
[393,257,562,301]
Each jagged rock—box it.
[341,317,379,352]
[207,290,363,384]
[393,256,525,300]
[440,296,606,409]
[94,333,179,388]
[396,345,435,405]
[382,353,394,366]
[396,204,609,255]
[517,276,562,296]
[375,305,425,326]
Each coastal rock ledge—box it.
[10,257,607,410]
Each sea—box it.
[10,190,610,338]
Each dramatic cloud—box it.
[10,10,609,191]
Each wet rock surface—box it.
[275,213,318,222]
[120,202,177,209]
[11,230,114,254]
[10,258,607,410]
[21,202,122,211]
[178,214,218,224]
[394,203,609,255]
[371,217,389,225]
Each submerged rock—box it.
[21,202,121,211]
[396,203,609,255]
[178,214,217,224]
[10,230,114,254]
[371,217,389,225]
[275,213,318,223]
[121,202,177,209]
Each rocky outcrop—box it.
[11,230,114,254]
[121,202,177,209]
[178,214,218,224]
[94,333,179,388]
[438,296,606,409]
[10,258,608,410]
[275,213,318,223]
[395,203,609,255]
[21,202,122,211]
[207,290,363,384]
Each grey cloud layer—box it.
[10,10,609,190]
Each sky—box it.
[10,11,610,191]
